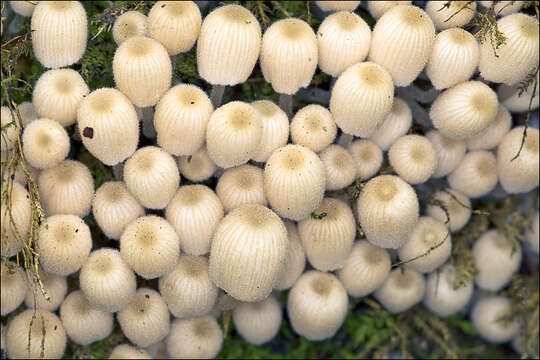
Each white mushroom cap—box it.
[209,204,288,302]
[154,84,213,156]
[233,294,282,345]
[426,28,480,90]
[118,288,171,348]
[79,248,137,312]
[1,106,19,151]
[426,189,472,233]
[260,18,318,95]
[425,1,477,30]
[159,255,218,318]
[197,4,261,86]
[264,144,326,221]
[498,71,539,113]
[348,139,383,181]
[471,296,520,343]
[9,1,38,17]
[448,151,498,198]
[144,341,168,360]
[315,1,361,12]
[287,270,348,341]
[338,240,391,297]
[466,104,512,151]
[1,150,40,187]
[120,215,180,279]
[479,1,524,16]
[425,130,467,178]
[290,104,337,153]
[31,1,87,69]
[389,135,437,184]
[319,145,357,190]
[330,61,394,137]
[166,185,224,256]
[112,11,148,45]
[109,344,152,359]
[250,100,289,163]
[32,69,89,126]
[0,181,31,257]
[423,264,474,317]
[6,309,66,359]
[22,118,70,169]
[148,1,201,55]
[430,81,499,140]
[1,262,27,316]
[60,290,113,346]
[357,175,419,249]
[177,146,216,182]
[124,146,180,209]
[274,220,306,290]
[368,5,435,86]
[473,229,522,291]
[215,165,266,213]
[25,269,67,312]
[369,97,412,151]
[497,126,539,194]
[166,316,223,359]
[374,267,425,313]
[317,11,371,77]
[367,1,412,19]
[17,101,38,127]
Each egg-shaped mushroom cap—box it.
[1,106,19,151]
[250,100,290,162]
[466,105,512,151]
[22,118,70,170]
[319,145,357,191]
[274,220,306,290]
[17,101,38,127]
[425,130,467,178]
[425,1,476,30]
[348,139,383,181]
[426,189,471,233]
[0,181,31,257]
[1,262,27,316]
[24,268,67,312]
[166,316,223,359]
[290,104,337,153]
[216,165,266,213]
[178,146,217,182]
[367,1,412,19]
[389,135,438,184]
[233,295,282,345]
[448,151,498,198]
[498,71,539,113]
[471,296,520,343]
[369,98,412,151]
[112,11,148,45]
[374,267,425,313]
[315,1,361,12]
[109,344,151,359]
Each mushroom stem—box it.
[112,163,124,180]
[337,133,354,148]
[210,85,226,107]
[278,93,293,119]
[141,107,156,138]
[170,55,177,82]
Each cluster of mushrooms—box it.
[1,0,539,359]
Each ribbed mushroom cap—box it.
[159,255,218,318]
[0,181,31,257]
[31,1,87,69]
[77,88,139,166]
[60,290,113,346]
[290,104,337,153]
[197,4,261,86]
[473,230,521,291]
[260,18,318,95]
[448,151,498,198]
[0,150,40,187]
[22,118,70,169]
[112,11,148,45]
[374,267,425,313]
[298,198,355,272]
[209,204,288,302]
[109,344,151,359]
[347,139,383,181]
[113,36,172,107]
[274,221,306,290]
[155,84,213,156]
[178,146,216,182]
[317,11,371,77]
[233,294,282,345]
[369,97,412,151]
[118,288,170,348]
[24,268,67,311]
[526,211,539,254]
[338,240,391,297]
[498,71,539,113]
[479,13,538,85]
[120,215,180,279]
[6,309,66,359]
[144,341,168,359]
[497,126,539,194]
[1,106,19,151]
[148,1,201,55]
[315,1,361,12]
[287,270,348,341]
[38,160,94,217]
[430,81,499,140]
[330,61,394,137]
[367,1,412,19]
[479,1,524,15]
[206,101,262,169]
[124,146,180,209]
[398,216,452,273]
[10,1,37,17]
[1,262,26,316]
[79,248,137,312]
[32,69,89,126]
[92,181,145,240]
[426,28,480,90]
[250,100,289,162]
[425,1,477,30]
[368,5,435,86]
[357,175,419,249]
[471,296,520,343]
[425,130,467,178]
[426,189,472,232]
[389,135,437,184]
[17,101,38,126]
[319,145,357,190]
[167,316,223,359]
[466,105,512,151]
[38,214,92,275]
[423,264,474,317]
[264,144,326,221]
[210,290,241,317]
[166,185,224,255]
[216,165,266,213]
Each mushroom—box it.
[166,316,223,359]
[9,1,38,17]
[498,71,539,113]
[319,145,357,191]
[24,268,67,312]
[112,11,148,45]
[478,1,524,16]
[1,106,19,151]
[315,1,361,12]
[526,211,539,254]
[274,220,306,291]
[109,344,152,359]
[347,139,383,181]
[388,134,438,184]
[448,151,498,198]
[22,118,70,169]
[425,130,467,178]
[0,262,27,316]
[290,104,337,153]
[369,98,412,151]
[471,296,520,343]
[177,146,216,182]
[466,105,512,151]
[426,189,472,233]
[16,101,38,126]
[232,294,282,345]
[425,1,477,30]
[215,165,266,213]
[374,267,425,313]
[250,100,290,163]
[367,1,412,19]
[0,181,31,257]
